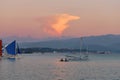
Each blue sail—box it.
[5,40,16,55]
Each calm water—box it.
[0,53,120,80]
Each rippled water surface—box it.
[0,53,120,80]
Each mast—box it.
[80,37,83,53]
[0,40,2,57]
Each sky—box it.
[0,0,120,39]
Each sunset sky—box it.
[0,0,120,39]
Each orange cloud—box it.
[52,14,80,35]
[37,14,80,37]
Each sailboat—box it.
[3,40,21,59]
[60,37,89,62]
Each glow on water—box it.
[0,53,120,80]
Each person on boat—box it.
[60,58,64,62]
[64,58,68,62]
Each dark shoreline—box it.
[20,47,112,54]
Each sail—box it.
[17,43,21,54]
[5,40,16,55]
[0,40,2,57]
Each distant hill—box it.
[17,34,120,53]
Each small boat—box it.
[60,58,69,62]
[3,40,21,59]
[61,37,89,61]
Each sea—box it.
[0,53,120,80]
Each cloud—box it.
[37,13,80,36]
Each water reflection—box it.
[7,58,16,62]
[53,61,68,80]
